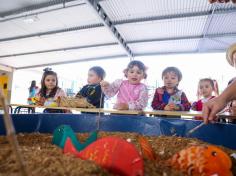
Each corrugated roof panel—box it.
[206,12,236,35]
[68,45,125,58]
[0,45,126,68]
[0,27,116,55]
[200,36,236,52]
[0,4,101,39]
[215,36,236,45]
[129,39,200,55]
[0,37,53,55]
[40,27,116,49]
[0,0,51,14]
[116,16,207,41]
[0,51,74,68]
[100,0,235,23]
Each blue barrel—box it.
[0,113,236,149]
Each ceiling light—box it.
[23,15,39,24]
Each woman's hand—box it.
[202,97,227,123]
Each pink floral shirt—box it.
[103,79,148,110]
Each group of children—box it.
[27,59,227,119]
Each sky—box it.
[11,52,236,106]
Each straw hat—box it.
[226,43,236,67]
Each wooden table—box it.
[10,104,204,117]
[10,104,142,115]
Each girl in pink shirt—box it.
[101,60,148,110]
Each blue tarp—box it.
[0,113,235,149]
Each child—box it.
[151,67,190,111]
[76,66,106,108]
[191,78,219,112]
[36,68,66,113]
[204,77,236,123]
[101,60,148,110]
[203,43,236,123]
[27,80,39,105]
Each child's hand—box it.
[115,103,129,110]
[164,104,172,111]
[170,103,180,110]
[36,97,45,106]
[100,81,110,90]
[164,103,178,111]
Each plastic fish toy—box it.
[168,145,232,176]
[138,137,232,176]
[64,136,144,176]
[52,125,97,151]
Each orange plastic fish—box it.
[138,136,157,161]
[64,137,144,176]
[167,145,232,176]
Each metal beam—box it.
[15,49,226,70]
[197,3,217,51]
[126,32,236,44]
[0,24,103,43]
[127,36,201,44]
[15,54,128,70]
[0,0,81,18]
[114,8,236,25]
[135,50,225,57]
[0,42,118,58]
[85,0,134,59]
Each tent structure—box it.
[0,0,236,70]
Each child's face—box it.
[127,65,144,84]
[199,81,213,98]
[44,75,57,90]
[163,72,179,89]
[87,70,101,85]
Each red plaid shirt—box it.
[151,86,191,111]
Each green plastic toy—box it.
[52,125,97,151]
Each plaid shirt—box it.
[151,86,191,111]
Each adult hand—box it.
[202,97,227,123]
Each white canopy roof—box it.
[0,0,236,69]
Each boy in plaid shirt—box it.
[151,67,190,111]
